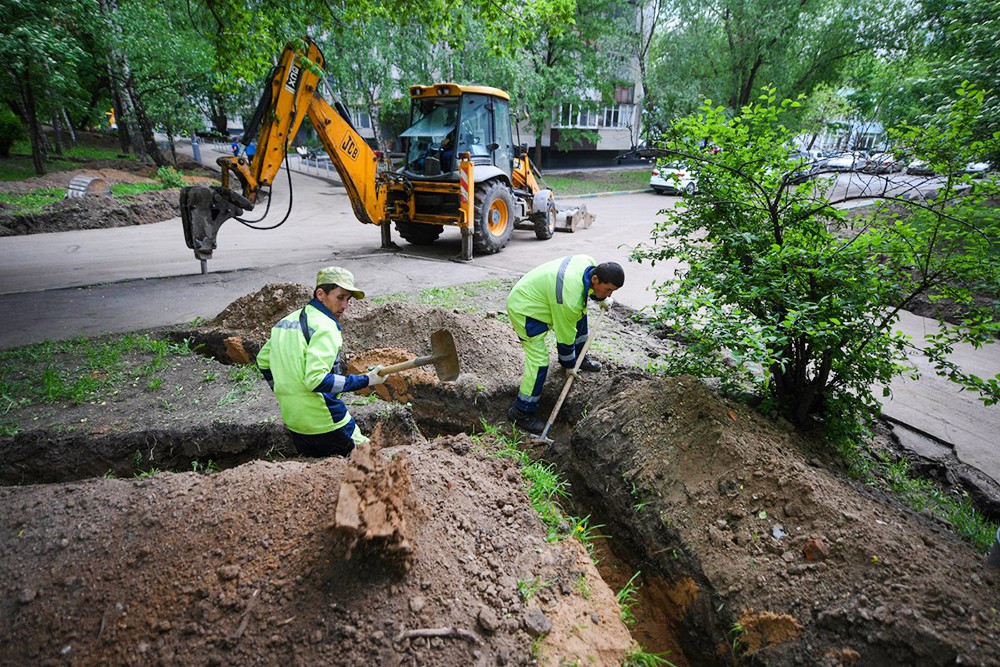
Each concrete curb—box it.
[558,188,653,200]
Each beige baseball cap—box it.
[315,266,365,300]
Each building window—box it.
[348,107,373,130]
[553,103,635,129]
[614,86,634,105]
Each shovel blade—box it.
[430,329,460,381]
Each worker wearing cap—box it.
[506,255,624,434]
[257,267,386,457]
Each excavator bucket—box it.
[554,204,595,233]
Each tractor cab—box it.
[400,84,513,181]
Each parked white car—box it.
[906,159,935,176]
[824,151,869,171]
[650,162,697,195]
[964,161,993,177]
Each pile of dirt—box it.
[3,284,1000,666]
[0,190,181,236]
[0,432,632,666]
[0,159,219,236]
[555,376,1000,665]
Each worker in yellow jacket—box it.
[257,266,386,457]
[506,255,624,433]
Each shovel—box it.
[373,329,460,381]
[530,308,606,445]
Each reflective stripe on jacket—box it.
[507,254,596,350]
[256,298,369,435]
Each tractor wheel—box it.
[533,200,556,240]
[473,181,515,254]
[395,221,444,245]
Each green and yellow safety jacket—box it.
[507,255,597,367]
[257,298,370,435]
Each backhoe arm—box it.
[180,36,389,271]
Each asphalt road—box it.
[1,147,997,487]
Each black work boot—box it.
[508,406,545,434]
[578,356,602,372]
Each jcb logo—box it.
[283,64,300,94]
[341,135,359,161]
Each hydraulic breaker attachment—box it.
[180,185,254,274]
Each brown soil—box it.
[2,277,999,667]
[0,154,218,236]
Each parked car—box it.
[650,161,697,195]
[906,159,935,176]
[824,151,869,172]
[863,152,906,174]
[964,161,993,177]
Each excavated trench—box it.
[0,344,724,666]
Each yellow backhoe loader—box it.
[180,36,592,273]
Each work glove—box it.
[366,366,387,386]
[564,365,580,379]
[599,297,614,311]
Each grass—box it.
[217,364,261,406]
[541,168,651,196]
[616,570,643,627]
[471,420,607,557]
[0,140,135,181]
[0,332,251,436]
[622,648,676,667]
[0,181,174,216]
[837,434,1000,552]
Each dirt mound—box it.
[197,284,524,397]
[558,376,1000,665]
[205,282,315,347]
[0,190,180,236]
[0,156,220,235]
[0,435,632,666]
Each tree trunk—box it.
[61,108,77,146]
[165,124,177,165]
[51,115,64,155]
[123,69,167,167]
[533,131,543,169]
[15,68,46,175]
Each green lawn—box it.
[0,140,134,182]
[541,168,651,196]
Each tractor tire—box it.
[473,181,515,254]
[533,200,556,240]
[395,221,444,245]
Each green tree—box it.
[919,0,1000,161]
[114,0,215,163]
[0,0,96,173]
[632,86,1000,429]
[645,0,916,129]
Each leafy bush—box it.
[632,84,1000,430]
[156,165,185,188]
[0,107,27,158]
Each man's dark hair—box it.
[314,284,338,298]
[595,262,625,287]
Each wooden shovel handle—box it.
[376,354,438,376]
